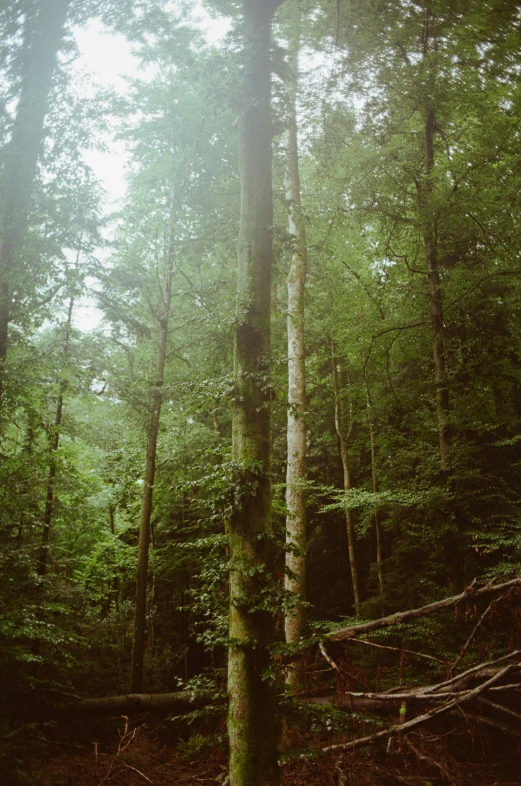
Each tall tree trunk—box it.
[0,0,71,409]
[37,294,74,578]
[420,9,463,589]
[227,1,280,784]
[130,251,173,693]
[331,340,361,617]
[284,0,307,696]
[363,370,384,594]
[423,105,449,476]
[420,7,449,477]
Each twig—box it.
[98,718,139,785]
[319,641,339,671]
[121,761,153,783]
[489,682,521,693]
[347,637,443,664]
[407,738,453,781]
[451,598,498,672]
[291,664,513,761]
[478,697,521,723]
[450,709,521,738]
[318,640,369,690]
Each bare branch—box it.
[293,664,513,761]
[347,637,443,664]
[327,577,521,643]
[451,598,498,673]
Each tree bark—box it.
[227,1,280,783]
[37,294,74,578]
[284,0,307,695]
[331,340,360,617]
[130,211,174,693]
[0,0,71,409]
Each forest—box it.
[2,0,521,784]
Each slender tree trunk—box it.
[331,340,360,617]
[423,106,449,476]
[363,371,384,594]
[108,505,119,611]
[227,1,280,784]
[0,0,71,408]
[420,11,463,589]
[37,294,74,578]
[284,0,307,695]
[419,8,449,476]
[130,255,173,693]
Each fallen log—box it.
[299,653,521,714]
[70,691,214,718]
[47,579,521,722]
[67,653,521,720]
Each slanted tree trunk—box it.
[331,340,360,617]
[37,293,74,578]
[130,239,173,693]
[227,1,281,784]
[284,0,307,695]
[0,0,71,409]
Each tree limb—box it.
[327,577,521,643]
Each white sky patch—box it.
[74,19,138,93]
[73,20,140,207]
[71,21,141,331]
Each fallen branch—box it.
[291,664,514,761]
[478,697,521,724]
[327,577,521,643]
[319,641,339,671]
[301,655,520,713]
[418,650,521,695]
[318,640,370,689]
[450,708,521,738]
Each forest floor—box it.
[2,714,521,786]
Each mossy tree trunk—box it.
[227,1,281,784]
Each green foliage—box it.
[1,0,521,758]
